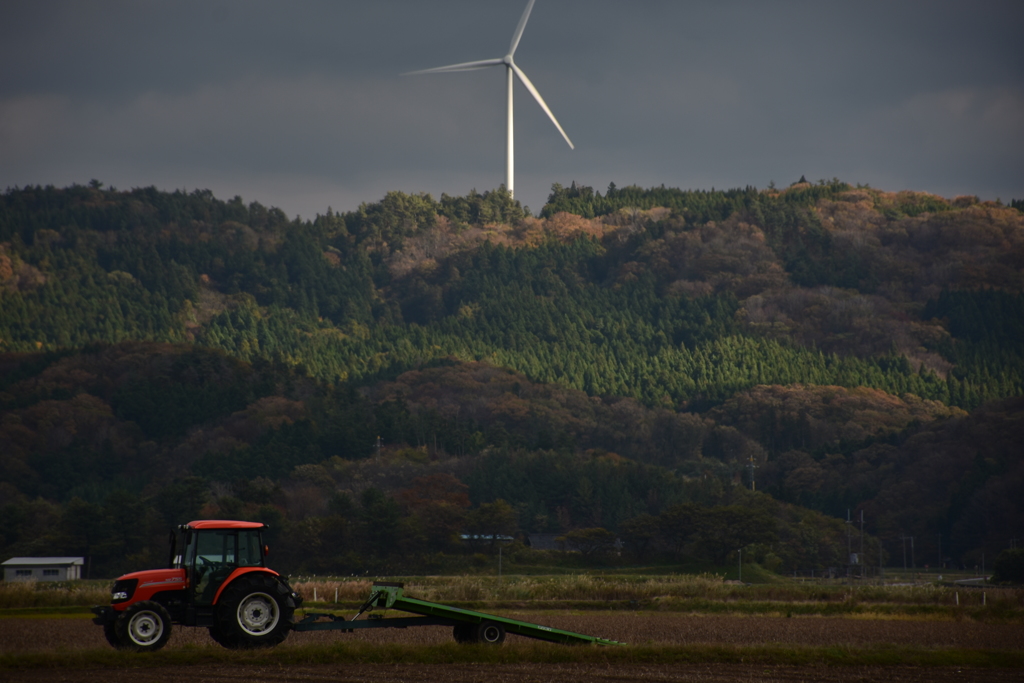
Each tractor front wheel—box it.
[114,601,172,652]
[102,620,121,649]
[214,574,294,649]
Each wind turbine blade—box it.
[403,58,504,75]
[509,0,537,57]
[511,63,574,149]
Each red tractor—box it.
[92,520,302,652]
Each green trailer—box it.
[293,582,624,646]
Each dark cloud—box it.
[2,0,1022,218]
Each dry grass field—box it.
[2,578,1022,681]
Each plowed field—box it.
[6,662,1024,683]
[3,612,1023,652]
[2,613,1022,682]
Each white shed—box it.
[1,557,84,582]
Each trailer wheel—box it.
[215,574,294,649]
[452,623,474,643]
[476,621,506,645]
[114,601,172,652]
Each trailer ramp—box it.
[293,582,624,646]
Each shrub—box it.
[991,549,1024,584]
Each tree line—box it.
[1,180,1022,576]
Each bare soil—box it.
[2,614,1022,682]
[2,613,1022,653]
[4,662,1023,683]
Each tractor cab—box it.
[172,521,268,606]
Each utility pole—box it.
[375,435,382,463]
[846,509,852,581]
[738,547,743,583]
[911,536,916,570]
[859,510,865,579]
[901,534,909,572]
[748,456,757,492]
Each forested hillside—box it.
[1,180,1021,577]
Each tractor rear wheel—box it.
[114,601,172,652]
[208,623,239,648]
[214,573,294,649]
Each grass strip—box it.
[0,607,94,619]
[6,601,1022,623]
[3,642,1023,671]
[258,599,1024,623]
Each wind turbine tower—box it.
[406,0,574,199]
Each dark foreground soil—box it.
[3,662,1022,683]
[2,614,1022,682]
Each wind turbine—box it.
[405,0,573,199]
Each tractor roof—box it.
[185,520,266,530]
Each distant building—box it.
[459,534,516,547]
[2,557,84,582]
[525,533,563,551]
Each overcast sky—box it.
[2,0,1022,219]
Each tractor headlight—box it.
[111,579,138,604]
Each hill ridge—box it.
[0,180,1021,575]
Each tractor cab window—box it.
[183,531,197,569]
[196,529,234,566]
[237,530,263,567]
[193,530,232,604]
[190,528,264,605]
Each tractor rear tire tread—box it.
[208,623,239,648]
[214,573,294,649]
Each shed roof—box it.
[1,557,84,567]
